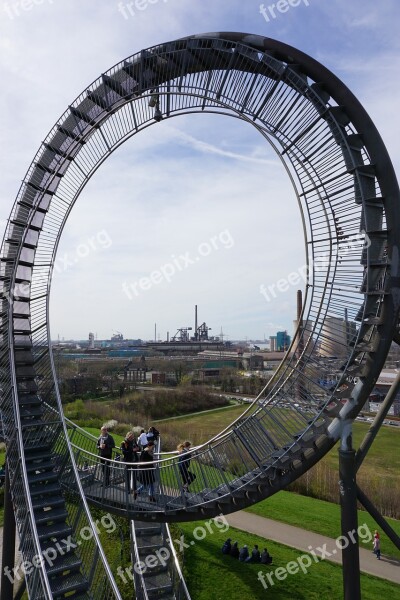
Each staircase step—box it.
[32,494,65,510]
[49,572,88,596]
[28,470,58,485]
[24,440,52,453]
[26,458,55,472]
[142,562,169,576]
[25,449,54,463]
[18,393,40,403]
[135,522,162,536]
[29,482,62,497]
[20,406,44,418]
[137,534,163,550]
[34,507,69,525]
[46,553,83,577]
[37,522,73,541]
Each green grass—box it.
[324,420,400,478]
[246,490,400,559]
[177,521,400,600]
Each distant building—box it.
[276,331,291,352]
[269,336,277,352]
[88,332,95,349]
[111,333,124,342]
[319,317,357,357]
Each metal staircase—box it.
[131,520,191,600]
[1,31,400,598]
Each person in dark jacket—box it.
[260,548,273,565]
[230,541,240,559]
[178,441,196,491]
[238,545,249,562]
[222,538,232,554]
[138,441,156,501]
[246,544,261,563]
[97,426,115,486]
[147,426,160,443]
[120,431,139,496]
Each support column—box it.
[0,465,16,600]
[339,425,361,600]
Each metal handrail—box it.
[130,520,150,600]
[165,522,192,600]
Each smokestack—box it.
[167,331,169,343]
[296,289,304,355]
[195,305,198,340]
[155,323,157,343]
[296,289,304,404]
[297,290,302,322]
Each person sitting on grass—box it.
[261,548,273,565]
[230,541,240,559]
[222,538,232,554]
[239,545,249,562]
[246,544,261,563]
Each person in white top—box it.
[138,429,148,450]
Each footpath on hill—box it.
[225,511,400,584]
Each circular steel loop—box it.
[1,33,399,521]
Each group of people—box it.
[96,426,198,500]
[222,539,273,565]
[96,425,160,500]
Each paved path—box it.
[226,511,400,584]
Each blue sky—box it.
[0,0,399,342]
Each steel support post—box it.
[339,426,361,600]
[0,466,16,600]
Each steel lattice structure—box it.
[0,33,399,600]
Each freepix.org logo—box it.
[117,514,229,582]
[122,229,234,300]
[3,514,116,584]
[257,523,373,590]
[259,0,310,23]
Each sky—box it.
[1,0,399,342]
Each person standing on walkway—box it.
[97,426,115,486]
[139,441,156,502]
[373,531,381,559]
[138,429,148,450]
[178,441,196,491]
[120,431,139,495]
